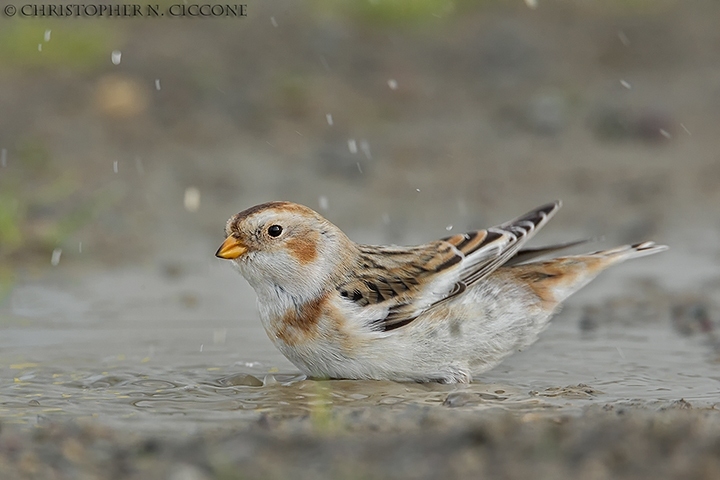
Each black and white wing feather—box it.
[336,201,562,331]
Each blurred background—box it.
[1,0,719,387]
[2,0,719,278]
[3,2,720,475]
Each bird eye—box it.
[268,225,283,237]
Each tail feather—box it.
[586,241,669,262]
[505,241,668,306]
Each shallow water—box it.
[1,250,718,433]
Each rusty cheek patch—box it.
[286,235,318,265]
[274,293,327,346]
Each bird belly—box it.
[257,276,556,383]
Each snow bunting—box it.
[216,201,667,383]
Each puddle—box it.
[1,252,719,433]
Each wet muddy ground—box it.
[3,0,720,478]
[3,404,720,480]
[2,250,718,431]
[1,249,720,478]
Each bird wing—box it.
[503,238,591,266]
[337,201,562,331]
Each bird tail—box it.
[507,241,668,306]
[583,241,669,262]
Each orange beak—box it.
[215,236,248,259]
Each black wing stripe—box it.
[480,229,506,247]
[461,201,561,286]
[364,281,385,303]
[341,201,562,333]
[379,316,416,331]
[455,231,479,251]
[442,230,490,256]
[434,253,463,272]
[374,280,468,332]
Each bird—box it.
[215,200,667,383]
